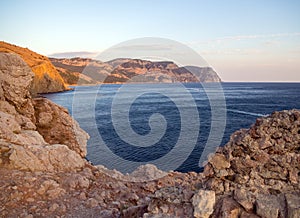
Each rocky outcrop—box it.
[202,109,300,218]
[0,41,68,94]
[0,53,88,172]
[50,57,222,84]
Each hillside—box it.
[0,41,68,94]
[50,57,222,85]
[49,57,113,85]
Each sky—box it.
[0,0,299,81]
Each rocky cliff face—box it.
[0,53,299,218]
[50,57,222,84]
[0,53,88,172]
[0,41,68,94]
[49,57,112,85]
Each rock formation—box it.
[49,57,112,85]
[50,57,222,85]
[0,41,68,94]
[201,109,300,218]
[0,53,88,172]
[0,52,299,217]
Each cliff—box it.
[0,41,68,94]
[0,53,299,217]
[50,57,222,85]
[49,57,112,85]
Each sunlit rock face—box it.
[50,57,222,85]
[0,41,68,94]
[0,53,88,172]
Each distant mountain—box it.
[50,57,221,85]
[49,57,113,85]
[0,41,68,94]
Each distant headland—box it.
[0,41,221,94]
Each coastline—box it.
[0,53,299,217]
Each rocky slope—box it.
[0,41,68,94]
[0,53,299,217]
[49,57,113,85]
[50,57,221,85]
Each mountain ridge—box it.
[50,57,222,85]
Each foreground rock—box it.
[0,53,88,172]
[0,41,68,94]
[1,52,299,217]
[203,109,300,218]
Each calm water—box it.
[43,83,300,173]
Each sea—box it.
[42,83,300,173]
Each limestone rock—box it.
[0,53,35,120]
[33,98,89,157]
[0,53,88,172]
[129,164,168,182]
[255,194,281,218]
[285,194,300,218]
[233,188,254,212]
[0,41,68,94]
[8,143,85,172]
[213,197,241,218]
[209,153,230,170]
[192,189,215,218]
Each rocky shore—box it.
[0,53,299,217]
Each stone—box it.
[285,194,300,218]
[255,195,280,218]
[122,205,148,218]
[86,198,98,208]
[209,153,230,170]
[240,211,260,218]
[8,144,86,172]
[78,192,87,200]
[234,188,254,211]
[192,189,215,218]
[129,164,167,182]
[49,203,59,212]
[98,210,113,217]
[214,197,241,218]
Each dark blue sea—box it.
[42,83,300,173]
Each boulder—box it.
[192,189,215,218]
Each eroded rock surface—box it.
[0,41,68,94]
[203,109,300,218]
[0,53,88,172]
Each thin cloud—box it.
[189,32,300,45]
[48,51,98,58]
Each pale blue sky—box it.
[1,0,300,81]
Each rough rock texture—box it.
[33,98,88,157]
[0,53,88,172]
[203,109,300,218]
[192,189,215,218]
[0,41,68,94]
[1,52,299,218]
